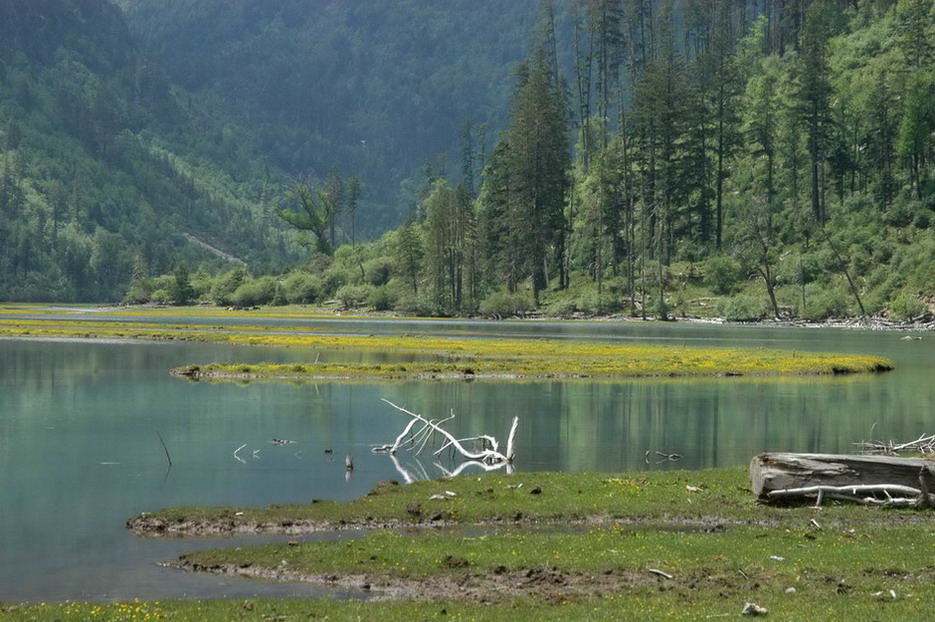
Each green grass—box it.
[13,467,935,621]
[4,589,934,621]
[130,468,926,537]
[131,469,755,533]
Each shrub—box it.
[271,282,288,306]
[282,272,322,304]
[190,268,214,299]
[364,256,394,286]
[888,293,926,321]
[717,294,766,321]
[124,280,152,304]
[230,276,277,307]
[479,290,535,317]
[211,267,248,305]
[321,265,351,298]
[150,289,172,304]
[802,284,850,320]
[577,290,622,315]
[393,292,446,316]
[151,274,174,292]
[703,256,742,295]
[367,285,396,311]
[543,298,579,317]
[335,283,375,308]
[778,251,822,287]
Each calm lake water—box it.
[0,318,932,603]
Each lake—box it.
[0,318,931,603]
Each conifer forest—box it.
[0,0,932,322]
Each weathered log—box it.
[751,453,935,501]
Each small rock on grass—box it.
[742,602,768,616]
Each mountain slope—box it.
[0,0,297,301]
[116,0,545,231]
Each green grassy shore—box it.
[7,467,935,621]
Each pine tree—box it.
[795,0,834,225]
[501,44,571,303]
[897,71,934,200]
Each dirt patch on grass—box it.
[128,513,768,538]
[169,558,755,604]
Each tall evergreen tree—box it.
[500,44,571,302]
[795,0,834,225]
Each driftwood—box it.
[371,399,519,472]
[751,452,935,506]
[854,433,935,456]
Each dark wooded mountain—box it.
[115,0,545,230]
[117,0,930,322]
[0,0,931,318]
[0,0,297,301]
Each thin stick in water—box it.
[155,431,172,467]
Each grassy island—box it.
[0,312,894,381]
[172,335,893,381]
[173,335,893,380]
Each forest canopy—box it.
[0,0,932,318]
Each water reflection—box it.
[0,323,931,602]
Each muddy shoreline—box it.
[128,511,782,539]
[167,558,713,604]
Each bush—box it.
[703,256,742,295]
[367,285,396,311]
[271,282,288,306]
[778,251,822,288]
[124,280,152,304]
[393,292,446,316]
[717,294,766,321]
[150,289,171,304]
[151,274,174,292]
[364,256,394,286]
[888,293,926,321]
[190,268,214,299]
[577,290,621,315]
[335,283,375,308]
[802,284,850,320]
[211,267,248,305]
[321,265,351,298]
[543,298,579,317]
[230,276,277,307]
[282,272,322,304]
[478,290,535,317]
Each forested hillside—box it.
[0,0,297,301]
[1,0,931,316]
[126,0,932,322]
[116,0,545,232]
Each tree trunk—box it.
[751,452,935,500]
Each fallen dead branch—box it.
[374,400,518,471]
[854,433,935,456]
[233,443,247,464]
[647,568,673,580]
[645,450,683,464]
[766,483,935,506]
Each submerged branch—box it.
[378,399,517,467]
